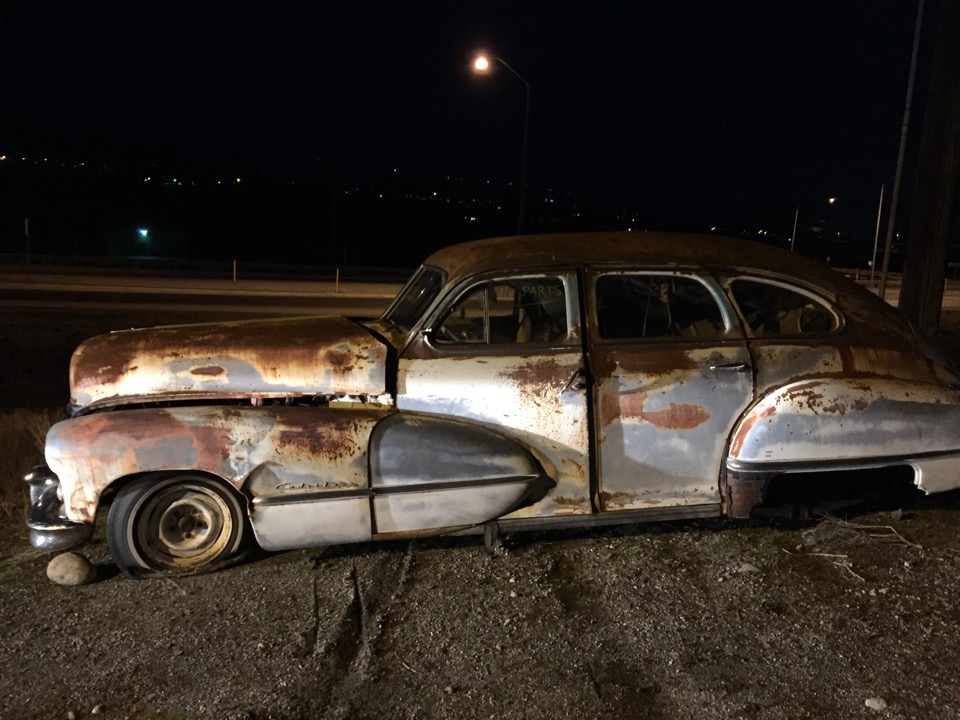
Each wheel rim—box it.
[135,481,237,570]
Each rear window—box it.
[727,279,839,336]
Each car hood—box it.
[69,315,390,412]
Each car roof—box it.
[421,231,915,347]
[424,232,844,289]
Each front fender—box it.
[46,405,389,524]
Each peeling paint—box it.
[46,406,386,524]
[610,393,711,430]
[600,491,639,511]
[70,316,389,411]
[191,365,226,377]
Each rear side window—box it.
[595,274,725,340]
[727,279,839,336]
[434,277,568,345]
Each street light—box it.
[472,52,530,235]
[790,197,836,253]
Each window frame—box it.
[722,275,844,339]
[423,271,580,353]
[588,269,742,344]
[381,265,447,335]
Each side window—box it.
[434,277,568,345]
[595,274,725,340]
[727,279,838,336]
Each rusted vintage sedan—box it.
[24,232,960,575]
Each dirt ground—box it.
[2,302,960,720]
[3,507,960,720]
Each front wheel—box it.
[107,474,250,576]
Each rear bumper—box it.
[22,466,93,551]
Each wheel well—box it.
[725,464,922,518]
[97,470,246,514]
[763,465,921,508]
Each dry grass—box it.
[0,408,66,521]
[800,513,922,550]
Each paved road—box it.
[0,273,403,408]
[0,271,402,317]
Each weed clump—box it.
[0,408,65,520]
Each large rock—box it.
[46,552,96,586]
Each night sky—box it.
[0,2,932,261]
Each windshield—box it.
[381,266,446,333]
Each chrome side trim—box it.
[454,502,723,536]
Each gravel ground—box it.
[2,506,960,720]
[1,299,959,720]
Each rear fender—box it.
[724,377,960,516]
[728,378,960,466]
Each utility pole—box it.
[878,0,925,300]
[899,0,960,336]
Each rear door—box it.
[720,276,844,395]
[586,269,754,511]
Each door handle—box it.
[709,362,751,373]
[559,368,589,396]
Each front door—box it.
[586,270,755,511]
[396,271,592,519]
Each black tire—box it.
[107,474,249,577]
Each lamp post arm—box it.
[790,206,799,252]
[494,57,529,91]
[871,182,886,283]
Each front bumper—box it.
[22,466,93,551]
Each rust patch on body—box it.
[276,415,363,465]
[590,347,699,380]
[552,495,589,514]
[601,392,710,430]
[729,405,776,457]
[500,358,568,389]
[323,347,356,374]
[612,348,699,375]
[782,382,826,413]
[600,491,639,510]
[191,365,226,377]
[637,401,710,429]
[70,316,388,410]
[374,525,470,541]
